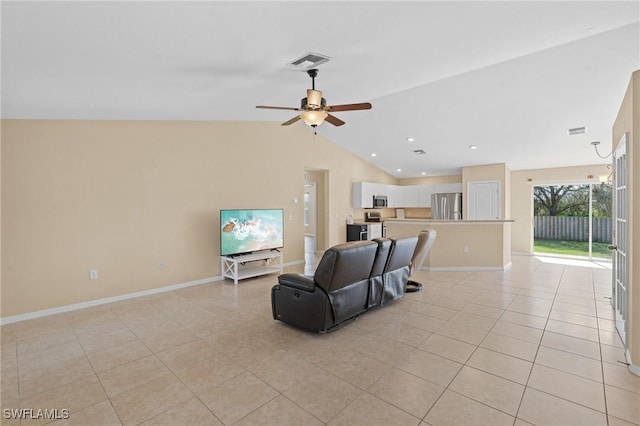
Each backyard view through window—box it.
[533,183,612,260]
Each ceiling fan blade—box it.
[282,115,301,126]
[256,105,301,111]
[325,113,345,127]
[325,102,372,112]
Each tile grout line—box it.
[512,260,562,424]
[594,269,612,426]
[421,267,539,425]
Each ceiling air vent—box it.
[567,126,587,135]
[413,149,426,155]
[287,52,331,70]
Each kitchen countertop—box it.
[383,218,514,223]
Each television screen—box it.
[220,209,284,256]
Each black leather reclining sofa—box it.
[271,236,418,332]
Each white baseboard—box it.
[426,262,512,272]
[1,259,308,325]
[626,349,640,377]
[1,276,224,325]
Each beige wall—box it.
[384,221,511,270]
[612,70,639,371]
[510,164,611,254]
[1,120,394,318]
[462,163,510,220]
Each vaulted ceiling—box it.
[2,1,639,177]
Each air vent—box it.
[567,126,587,135]
[413,149,426,155]
[287,52,331,70]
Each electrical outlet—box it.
[158,262,165,269]
[463,246,469,253]
[89,269,98,280]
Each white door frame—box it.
[612,133,628,345]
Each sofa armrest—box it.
[278,274,316,292]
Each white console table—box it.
[220,250,283,285]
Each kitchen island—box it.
[384,219,514,271]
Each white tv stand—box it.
[220,250,283,285]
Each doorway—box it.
[304,182,317,251]
[612,133,628,344]
[533,183,612,260]
[304,169,328,274]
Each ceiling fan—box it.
[256,69,372,129]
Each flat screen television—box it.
[220,208,284,256]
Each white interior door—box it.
[612,134,628,344]
[467,181,500,220]
[304,183,316,236]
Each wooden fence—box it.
[534,216,612,243]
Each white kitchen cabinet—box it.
[352,182,389,208]
[403,185,420,207]
[417,184,432,207]
[352,182,375,208]
[353,182,462,209]
[387,185,401,207]
[432,183,463,194]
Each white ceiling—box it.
[2,1,639,177]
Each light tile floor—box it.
[1,254,639,425]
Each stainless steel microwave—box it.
[373,195,388,207]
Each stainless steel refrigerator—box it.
[431,193,463,219]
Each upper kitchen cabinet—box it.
[431,183,463,194]
[402,185,420,208]
[352,182,463,209]
[405,183,462,208]
[417,185,432,207]
[387,185,401,207]
[353,182,386,208]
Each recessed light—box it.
[396,168,402,172]
[370,153,377,157]
[421,172,427,175]
[406,137,415,142]
[469,145,478,150]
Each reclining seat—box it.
[407,229,437,291]
[379,236,419,305]
[367,238,392,309]
[272,240,379,332]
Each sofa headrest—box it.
[371,238,391,277]
[385,236,419,272]
[314,240,378,292]
[410,229,437,275]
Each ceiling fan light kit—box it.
[256,68,371,130]
[301,110,328,127]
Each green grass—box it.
[534,239,612,259]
